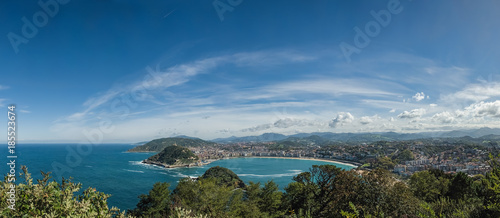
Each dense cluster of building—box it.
[189,139,498,176]
[393,148,491,176]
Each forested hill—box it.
[146,145,198,165]
[201,166,246,188]
[127,137,218,152]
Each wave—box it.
[128,160,145,165]
[124,169,144,173]
[172,172,191,178]
[128,160,169,170]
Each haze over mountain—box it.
[211,127,500,143]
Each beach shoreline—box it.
[140,156,360,169]
[239,156,360,168]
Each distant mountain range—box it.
[129,128,500,149]
[211,127,500,144]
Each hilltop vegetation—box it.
[128,137,218,152]
[0,166,125,217]
[6,161,500,217]
[146,145,198,165]
[129,159,500,217]
[201,166,245,188]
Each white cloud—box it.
[273,118,303,128]
[62,51,319,123]
[241,123,273,132]
[359,116,373,125]
[63,57,227,122]
[241,118,322,133]
[432,111,455,124]
[428,101,500,126]
[45,50,500,141]
[412,92,426,101]
[397,108,426,119]
[0,85,9,90]
[465,100,500,118]
[232,50,315,66]
[329,112,354,128]
[244,78,406,102]
[444,82,500,103]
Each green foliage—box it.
[172,177,242,217]
[429,197,482,218]
[147,145,198,165]
[409,170,450,202]
[447,172,475,200]
[11,159,500,217]
[340,202,360,218]
[373,156,396,170]
[201,166,245,188]
[128,137,217,152]
[169,207,208,218]
[393,149,414,163]
[417,201,436,218]
[410,168,485,217]
[479,154,500,216]
[260,181,283,216]
[0,166,125,217]
[128,182,171,217]
[283,165,418,217]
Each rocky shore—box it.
[141,158,219,168]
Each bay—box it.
[1,144,355,211]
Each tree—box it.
[0,166,125,217]
[128,182,171,217]
[394,149,414,163]
[260,181,283,217]
[236,181,265,218]
[283,165,362,217]
[284,165,419,217]
[201,166,245,188]
[374,156,395,170]
[172,177,241,217]
[480,154,500,216]
[409,170,449,202]
[447,172,474,200]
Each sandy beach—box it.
[237,156,359,168]
[141,156,359,169]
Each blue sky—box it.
[1,0,500,143]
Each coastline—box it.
[241,156,360,168]
[140,156,360,169]
[141,158,219,168]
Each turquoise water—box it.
[1,144,354,211]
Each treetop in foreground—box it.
[201,166,246,188]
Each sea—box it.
[1,144,355,211]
